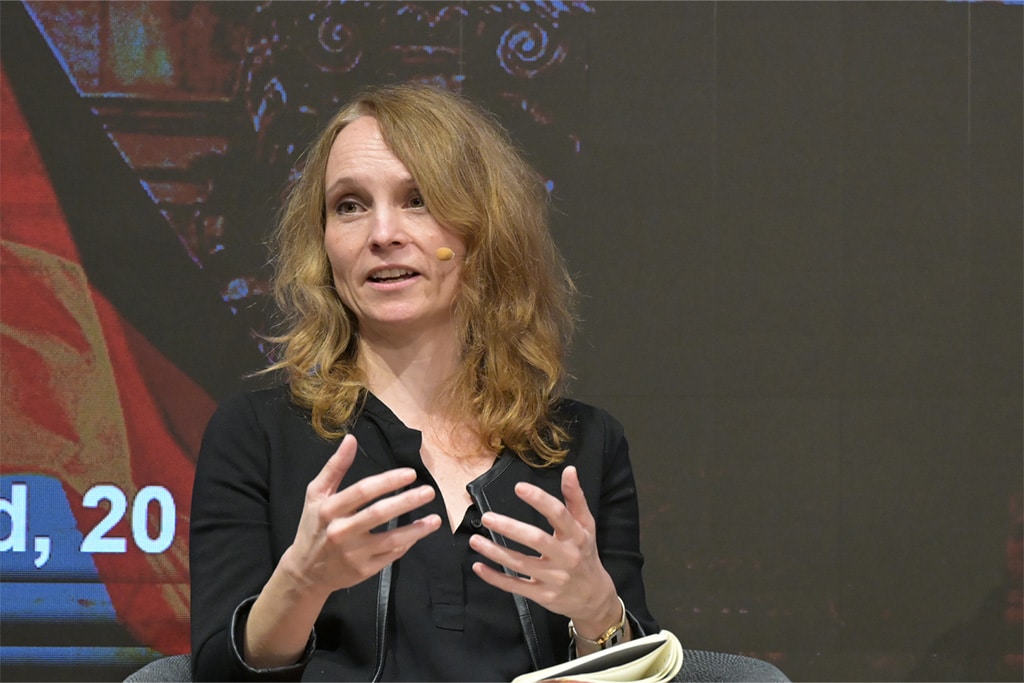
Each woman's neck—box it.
[357,328,460,430]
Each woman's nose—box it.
[367,205,407,249]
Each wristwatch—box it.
[568,597,626,650]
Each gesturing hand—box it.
[468,466,622,640]
[281,434,442,598]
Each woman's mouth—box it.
[368,268,418,283]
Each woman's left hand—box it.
[468,465,623,639]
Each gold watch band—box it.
[568,596,626,649]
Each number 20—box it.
[80,485,176,554]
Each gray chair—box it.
[676,649,789,682]
[123,650,788,682]
[123,654,191,682]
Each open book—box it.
[511,630,683,683]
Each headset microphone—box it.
[436,247,455,261]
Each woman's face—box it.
[323,116,465,341]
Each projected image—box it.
[0,2,593,679]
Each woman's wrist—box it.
[276,544,340,608]
[243,550,329,668]
[569,595,627,647]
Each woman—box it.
[190,83,658,681]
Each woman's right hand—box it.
[242,433,440,669]
[280,433,442,598]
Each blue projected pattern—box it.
[0,476,164,671]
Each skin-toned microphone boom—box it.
[436,247,455,261]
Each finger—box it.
[471,560,537,598]
[561,466,596,531]
[367,514,443,562]
[328,483,437,538]
[354,514,444,580]
[324,466,421,517]
[307,434,359,499]
[513,481,583,542]
[477,510,555,558]
[468,532,538,578]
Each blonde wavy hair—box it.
[266,83,577,465]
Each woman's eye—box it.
[408,194,426,209]
[335,200,361,215]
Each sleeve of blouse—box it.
[591,408,661,637]
[189,392,313,681]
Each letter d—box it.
[0,483,28,553]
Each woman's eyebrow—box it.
[324,174,417,198]
[324,176,360,197]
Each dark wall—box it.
[559,4,1022,681]
[1,2,1020,681]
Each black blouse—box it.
[366,394,532,681]
[190,386,657,681]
